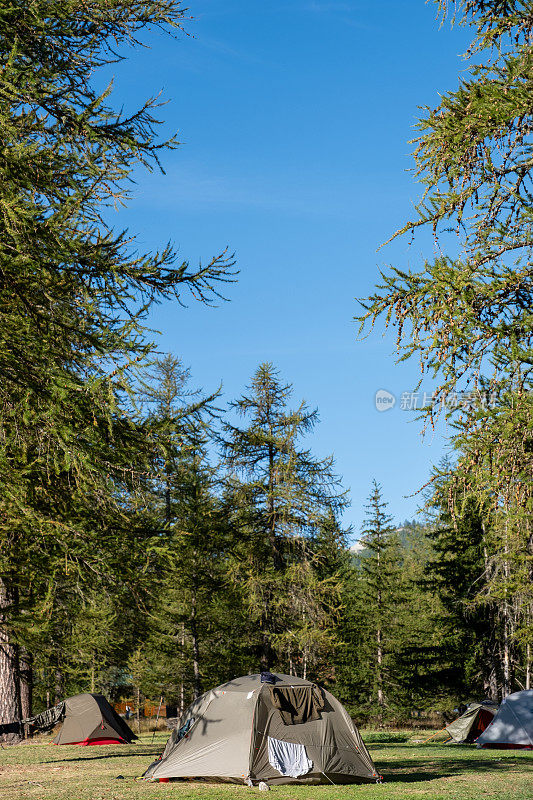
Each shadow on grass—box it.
[377,756,528,784]
[39,749,159,764]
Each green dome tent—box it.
[143,673,380,786]
[445,701,499,744]
[1,693,137,745]
[52,694,137,746]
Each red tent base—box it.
[55,737,126,746]
[480,743,533,750]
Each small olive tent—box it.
[143,673,380,786]
[476,690,533,749]
[445,701,499,744]
[53,694,137,746]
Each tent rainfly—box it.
[476,690,533,749]
[143,673,380,786]
[52,694,137,746]
[445,701,499,744]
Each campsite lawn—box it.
[1,732,531,800]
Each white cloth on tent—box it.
[267,736,313,778]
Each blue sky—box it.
[106,1,473,536]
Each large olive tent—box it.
[445,701,499,744]
[144,673,380,786]
[476,690,533,749]
[52,694,137,746]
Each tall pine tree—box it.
[0,1,234,740]
[352,482,402,723]
[134,357,245,708]
[357,0,533,689]
[221,363,347,673]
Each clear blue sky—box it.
[106,1,472,536]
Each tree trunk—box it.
[377,627,383,704]
[484,658,499,702]
[376,551,384,725]
[19,647,32,737]
[377,625,384,727]
[54,668,64,705]
[190,595,201,700]
[0,578,21,743]
[179,682,184,718]
[482,537,500,700]
[260,631,273,672]
[179,623,185,717]
[165,465,172,528]
[502,520,512,697]
[502,610,511,697]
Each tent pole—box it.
[420,728,448,745]
[151,695,164,745]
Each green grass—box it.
[1,731,531,800]
[360,733,410,744]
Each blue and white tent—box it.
[477,690,533,749]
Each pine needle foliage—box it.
[0,0,235,737]
[221,362,348,674]
[356,0,533,689]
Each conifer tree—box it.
[357,482,402,723]
[274,533,343,681]
[357,0,533,687]
[426,494,502,698]
[0,1,234,739]
[281,507,349,681]
[335,518,456,720]
[389,520,462,715]
[134,357,245,707]
[221,363,347,672]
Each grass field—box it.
[1,731,531,800]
